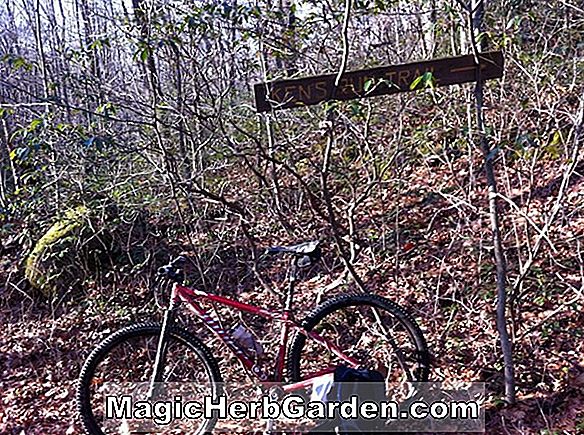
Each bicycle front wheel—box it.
[287,294,430,391]
[77,322,223,435]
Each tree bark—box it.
[34,0,50,113]
[131,0,163,99]
[470,0,516,405]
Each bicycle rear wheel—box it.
[287,294,430,394]
[77,322,222,435]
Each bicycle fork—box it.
[148,284,179,399]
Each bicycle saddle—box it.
[266,240,321,258]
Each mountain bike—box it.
[77,240,430,434]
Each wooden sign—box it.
[254,51,503,112]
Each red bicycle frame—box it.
[170,282,359,391]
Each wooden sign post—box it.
[254,51,503,112]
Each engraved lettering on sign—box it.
[284,85,297,102]
[271,87,284,102]
[315,81,327,99]
[385,71,397,87]
[298,84,311,101]
[398,70,410,87]
[339,77,352,96]
[254,51,504,112]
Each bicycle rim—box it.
[288,294,430,400]
[77,323,222,435]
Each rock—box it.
[24,205,115,296]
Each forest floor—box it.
[1,156,583,435]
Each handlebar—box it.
[157,255,187,283]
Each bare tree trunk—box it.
[0,115,17,207]
[34,0,50,113]
[168,41,188,177]
[320,0,368,291]
[79,0,105,104]
[470,0,516,405]
[257,8,290,231]
[5,0,21,55]
[47,0,73,122]
[72,0,93,124]
[418,0,437,57]
[132,0,163,99]
[280,0,297,76]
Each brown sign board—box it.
[254,51,503,112]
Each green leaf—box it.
[88,39,102,51]
[363,79,373,93]
[12,57,28,70]
[423,71,436,89]
[476,31,491,44]
[550,130,562,147]
[10,147,30,162]
[140,47,151,62]
[410,71,436,90]
[545,144,560,159]
[409,75,424,90]
[349,101,363,117]
[28,118,43,131]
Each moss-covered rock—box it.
[24,205,113,296]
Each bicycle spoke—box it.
[78,324,221,435]
[288,294,430,405]
[369,305,414,382]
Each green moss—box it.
[25,205,89,293]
